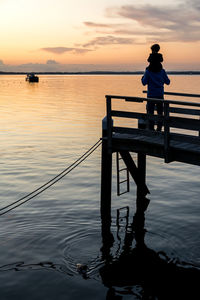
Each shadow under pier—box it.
[100,208,200,299]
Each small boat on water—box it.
[26,73,39,82]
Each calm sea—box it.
[0,75,199,299]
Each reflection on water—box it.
[0,75,200,299]
[0,261,72,276]
[100,206,200,299]
[1,204,199,299]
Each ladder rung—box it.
[119,168,128,172]
[118,190,129,196]
[119,179,128,184]
[118,206,129,211]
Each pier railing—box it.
[106,92,200,162]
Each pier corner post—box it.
[101,117,112,224]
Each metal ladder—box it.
[116,152,130,196]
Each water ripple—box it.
[61,226,104,278]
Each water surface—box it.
[0,75,199,299]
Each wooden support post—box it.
[137,152,150,211]
[137,152,146,198]
[136,116,150,211]
[101,117,112,224]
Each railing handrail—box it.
[105,93,200,161]
[143,90,200,98]
[105,94,200,107]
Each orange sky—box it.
[0,0,200,71]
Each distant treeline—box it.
[0,71,200,75]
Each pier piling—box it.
[101,117,112,224]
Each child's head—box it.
[151,44,160,53]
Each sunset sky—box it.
[0,0,200,72]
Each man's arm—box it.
[141,70,149,86]
[163,70,170,85]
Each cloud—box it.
[82,35,134,48]
[106,2,200,43]
[41,47,69,54]
[83,20,168,44]
[41,47,92,54]
[114,28,169,37]
[0,60,62,72]
[188,0,200,10]
[82,1,200,44]
[84,21,111,28]
[46,60,59,65]
[115,4,191,31]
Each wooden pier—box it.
[101,92,200,221]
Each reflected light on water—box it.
[0,75,199,299]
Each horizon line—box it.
[1,71,200,75]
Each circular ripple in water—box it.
[61,227,105,278]
[146,220,200,267]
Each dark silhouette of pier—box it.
[101,91,200,224]
[100,90,200,298]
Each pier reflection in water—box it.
[100,201,200,299]
[1,201,199,299]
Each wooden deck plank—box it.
[112,131,200,155]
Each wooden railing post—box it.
[146,101,151,130]
[199,116,200,137]
[164,102,170,163]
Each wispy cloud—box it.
[106,1,200,43]
[82,35,134,48]
[84,21,111,28]
[41,47,92,54]
[83,1,200,44]
[83,20,165,43]
[188,0,200,10]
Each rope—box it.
[0,139,102,216]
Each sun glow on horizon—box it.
[0,0,200,71]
